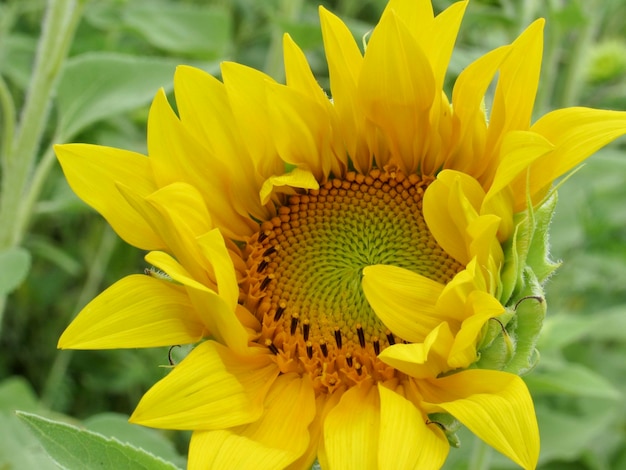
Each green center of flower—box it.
[243,169,463,392]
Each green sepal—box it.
[525,192,561,284]
[500,190,559,305]
[427,412,462,448]
[476,268,545,375]
[476,309,514,351]
[503,268,546,376]
[474,313,515,371]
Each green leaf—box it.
[16,411,181,470]
[84,413,186,468]
[525,359,621,399]
[0,414,58,470]
[56,52,217,140]
[123,3,231,58]
[0,246,31,295]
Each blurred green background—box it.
[1,0,626,468]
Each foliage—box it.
[0,0,625,468]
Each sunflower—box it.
[56,0,626,469]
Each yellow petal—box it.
[147,89,254,239]
[384,0,434,32]
[266,81,335,181]
[319,6,370,173]
[466,214,503,270]
[482,131,553,225]
[189,430,287,470]
[423,1,467,91]
[423,170,485,265]
[282,33,347,178]
[421,369,539,470]
[196,228,239,311]
[221,61,284,178]
[145,250,210,293]
[145,251,252,355]
[58,274,204,349]
[485,20,544,168]
[378,322,454,379]
[448,45,510,177]
[378,385,449,470]
[130,341,277,430]
[292,390,343,470]
[173,65,269,222]
[283,33,328,108]
[528,107,626,199]
[359,8,436,173]
[486,131,554,202]
[118,182,212,283]
[362,265,444,342]
[324,384,380,470]
[188,374,315,470]
[447,291,505,368]
[259,167,319,205]
[389,0,467,94]
[434,259,486,323]
[54,144,163,250]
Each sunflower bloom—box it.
[56,1,626,469]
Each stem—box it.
[468,437,493,470]
[41,225,118,409]
[0,0,83,246]
[0,75,16,167]
[15,141,57,244]
[0,0,84,331]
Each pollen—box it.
[242,169,464,394]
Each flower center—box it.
[243,169,463,394]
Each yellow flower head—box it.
[55,1,626,469]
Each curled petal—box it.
[378,322,454,379]
[423,170,486,265]
[362,265,444,342]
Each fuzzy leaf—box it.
[16,412,180,470]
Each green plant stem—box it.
[468,437,492,470]
[15,140,58,244]
[0,75,16,166]
[0,0,84,332]
[41,225,118,409]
